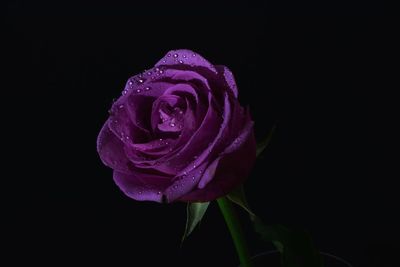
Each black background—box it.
[4,1,393,267]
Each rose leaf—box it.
[182,202,210,242]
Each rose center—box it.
[157,106,184,133]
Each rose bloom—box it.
[97,49,256,203]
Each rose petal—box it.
[155,49,217,74]
[179,120,256,202]
[215,65,239,98]
[198,120,255,189]
[113,171,170,202]
[155,93,221,173]
[97,120,131,173]
[163,162,209,203]
[125,94,155,134]
[109,97,150,145]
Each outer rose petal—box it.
[97,120,131,173]
[155,49,218,74]
[179,121,256,202]
[113,171,168,202]
[215,65,239,98]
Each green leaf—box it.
[227,187,323,267]
[256,124,277,157]
[182,202,210,242]
[251,217,323,267]
[227,186,255,217]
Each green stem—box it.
[217,197,254,267]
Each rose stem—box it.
[217,197,254,267]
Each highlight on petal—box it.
[215,65,239,98]
[155,49,218,74]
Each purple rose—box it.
[97,49,256,203]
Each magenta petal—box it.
[155,49,218,74]
[163,69,212,94]
[97,120,131,173]
[215,65,239,98]
[163,162,209,203]
[179,120,256,202]
[113,171,167,202]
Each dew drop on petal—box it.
[138,79,144,83]
[145,86,151,91]
[159,70,164,74]
[167,54,171,57]
[173,53,178,58]
[178,60,184,64]
[136,89,141,93]
[119,104,124,109]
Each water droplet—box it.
[178,60,184,64]
[183,54,187,58]
[183,171,187,175]
[119,104,124,109]
[173,185,178,189]
[138,79,144,83]
[173,53,178,58]
[162,60,166,63]
[126,136,130,140]
[159,70,164,74]
[159,138,163,141]
[193,155,198,159]
[136,89,141,93]
[192,176,195,180]
[155,67,160,71]
[192,53,196,57]
[138,191,143,194]
[122,90,127,95]
[157,191,161,195]
[170,122,176,127]
[179,110,183,114]
[145,86,151,91]
[147,71,152,76]
[128,81,133,85]
[167,54,171,57]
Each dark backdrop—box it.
[5,1,393,267]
